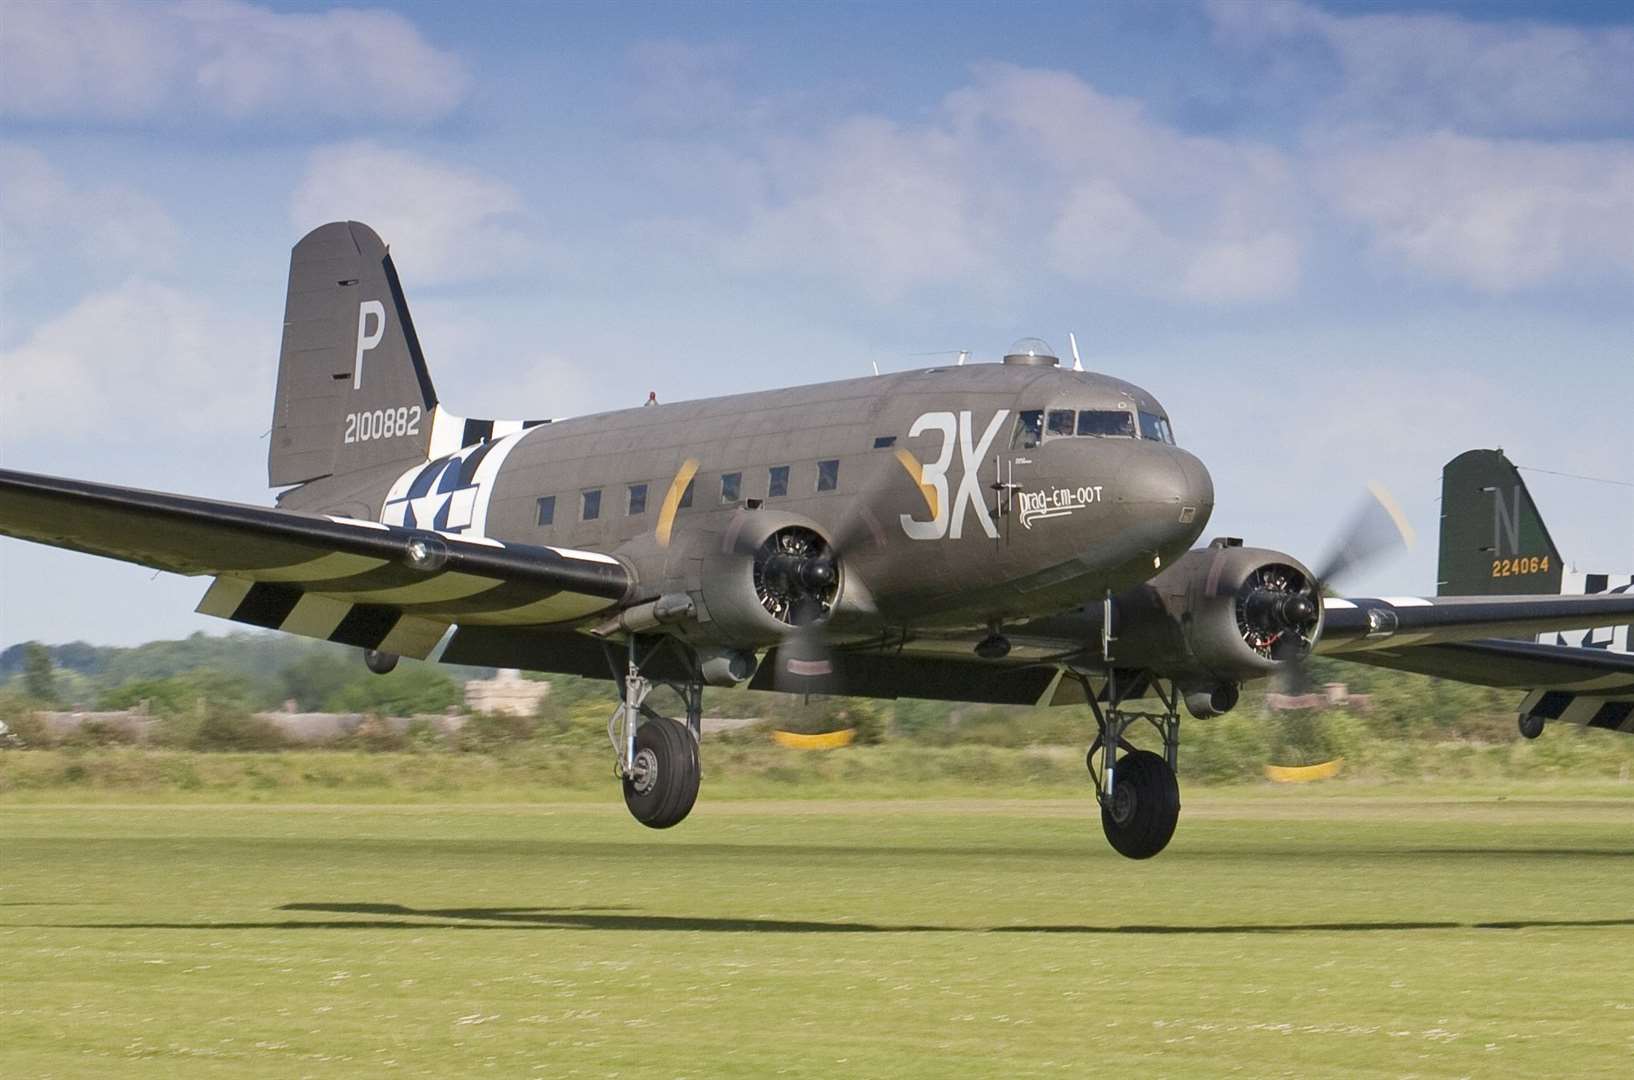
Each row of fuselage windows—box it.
[1011,407,1175,449]
[537,459,842,526]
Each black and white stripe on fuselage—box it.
[1545,572,1634,653]
[425,406,558,462]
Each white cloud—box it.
[727,117,995,299]
[1320,133,1634,292]
[710,65,1305,304]
[624,41,745,128]
[0,0,466,124]
[1209,0,1634,135]
[289,143,530,286]
[0,144,179,284]
[0,280,266,442]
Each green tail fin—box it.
[1437,449,1564,597]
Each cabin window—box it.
[1046,409,1076,438]
[1138,412,1173,444]
[678,477,694,509]
[768,465,790,498]
[1077,409,1135,438]
[721,472,742,503]
[873,435,897,449]
[535,495,556,526]
[816,459,839,492]
[1011,410,1043,449]
[581,489,602,521]
[627,483,648,515]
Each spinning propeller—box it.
[725,460,908,693]
[1240,483,1415,688]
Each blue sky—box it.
[2,0,1631,646]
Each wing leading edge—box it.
[0,469,632,657]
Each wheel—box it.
[1518,713,1545,740]
[622,717,700,829]
[1099,749,1180,860]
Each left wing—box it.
[0,469,631,657]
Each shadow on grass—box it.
[24,901,1634,935]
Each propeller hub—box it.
[752,527,840,627]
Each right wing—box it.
[0,469,632,658]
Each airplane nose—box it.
[1116,446,1214,551]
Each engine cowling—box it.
[687,511,865,649]
[1111,541,1325,688]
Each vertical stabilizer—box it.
[268,221,437,488]
[1437,449,1564,597]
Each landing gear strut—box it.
[1082,672,1182,859]
[607,636,702,829]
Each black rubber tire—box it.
[1518,713,1545,740]
[1099,749,1180,860]
[622,717,700,829]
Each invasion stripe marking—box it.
[1589,701,1634,731]
[1381,596,1434,607]
[231,582,302,629]
[441,531,502,547]
[1324,598,1358,610]
[339,572,503,604]
[548,546,621,565]
[328,605,400,649]
[246,551,388,582]
[461,592,617,626]
[279,593,352,638]
[196,576,253,618]
[378,616,452,658]
[326,515,389,530]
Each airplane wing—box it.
[1316,593,1634,655]
[0,469,631,658]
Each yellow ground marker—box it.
[772,728,857,750]
[1264,758,1344,783]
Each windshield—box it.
[1138,411,1175,444]
[1077,409,1135,437]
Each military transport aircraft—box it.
[5,221,1633,859]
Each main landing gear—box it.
[607,636,702,829]
[1082,672,1183,860]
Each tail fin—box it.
[1437,448,1564,597]
[268,221,438,488]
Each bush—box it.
[189,713,289,752]
[455,712,536,753]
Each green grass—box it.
[5,793,1634,1078]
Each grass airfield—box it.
[5,793,1634,1078]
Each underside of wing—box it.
[0,469,632,656]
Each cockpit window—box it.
[1011,410,1043,450]
[1138,411,1175,444]
[1046,409,1075,437]
[1077,409,1135,438]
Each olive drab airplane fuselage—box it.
[283,361,1215,637]
[6,219,1634,860]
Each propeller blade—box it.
[772,596,837,693]
[1313,482,1416,591]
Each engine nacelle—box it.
[683,511,874,649]
[1111,539,1324,688]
